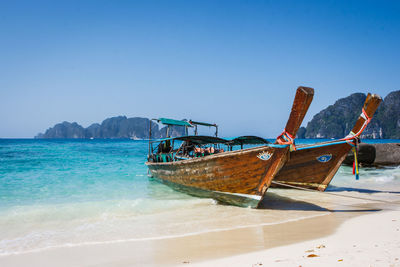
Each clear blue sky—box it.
[1,0,399,138]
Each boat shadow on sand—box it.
[257,191,382,213]
[326,185,400,195]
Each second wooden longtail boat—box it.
[271,93,382,191]
[146,86,314,208]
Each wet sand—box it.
[2,188,398,266]
[0,211,347,266]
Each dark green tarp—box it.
[174,135,228,145]
[189,120,217,127]
[228,136,270,145]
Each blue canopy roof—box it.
[156,118,193,127]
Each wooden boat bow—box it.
[347,93,382,140]
[256,86,314,201]
[277,86,315,143]
[272,92,382,192]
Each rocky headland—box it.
[297,90,400,139]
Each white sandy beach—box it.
[191,210,400,267]
[1,199,399,267]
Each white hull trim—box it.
[212,191,262,201]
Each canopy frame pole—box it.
[148,120,152,156]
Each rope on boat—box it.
[271,181,399,204]
[342,108,372,141]
[290,108,372,152]
[352,146,360,180]
[276,130,296,151]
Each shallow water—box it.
[0,139,399,256]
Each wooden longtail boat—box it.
[146,87,314,208]
[271,93,382,191]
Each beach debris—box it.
[338,259,343,262]
[307,254,319,258]
[316,244,326,249]
[252,262,263,266]
[182,261,190,264]
[305,249,314,252]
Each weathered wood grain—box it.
[272,93,382,191]
[146,86,314,208]
[272,142,350,190]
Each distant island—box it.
[35,90,400,139]
[35,116,185,139]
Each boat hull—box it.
[146,145,287,208]
[152,178,261,208]
[272,142,351,191]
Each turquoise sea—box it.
[1,139,400,256]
